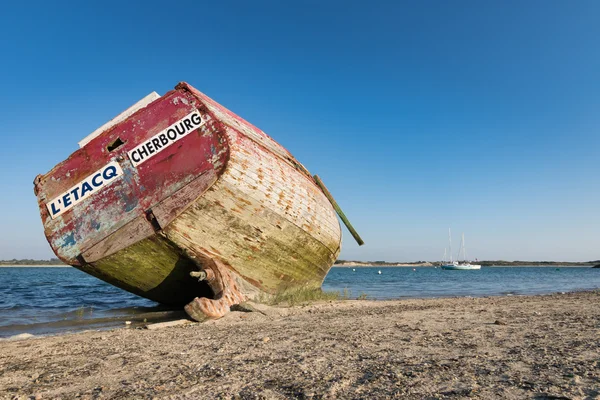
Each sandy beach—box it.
[1,291,599,399]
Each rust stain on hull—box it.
[34,82,343,321]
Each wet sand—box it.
[1,291,599,399]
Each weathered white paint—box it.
[225,128,341,252]
[78,92,161,148]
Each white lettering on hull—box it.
[127,110,205,167]
[46,161,124,219]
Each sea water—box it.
[323,266,600,299]
[0,267,179,338]
[1,266,599,338]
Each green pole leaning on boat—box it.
[313,175,364,246]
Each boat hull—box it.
[34,82,342,318]
[441,264,481,270]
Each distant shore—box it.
[2,258,599,268]
[333,264,598,268]
[335,262,434,267]
[335,260,600,267]
[1,291,598,398]
[0,259,65,266]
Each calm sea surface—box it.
[1,266,599,338]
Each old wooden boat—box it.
[34,82,362,320]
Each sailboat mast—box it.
[448,228,452,263]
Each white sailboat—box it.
[441,230,481,270]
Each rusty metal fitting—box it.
[190,270,206,281]
[189,269,215,282]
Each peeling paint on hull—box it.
[34,82,342,320]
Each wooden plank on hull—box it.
[166,206,334,291]
[224,165,340,244]
[221,170,340,255]
[81,214,155,263]
[150,169,220,229]
[224,131,341,251]
[164,182,338,293]
[202,181,339,262]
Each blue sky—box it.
[0,1,598,262]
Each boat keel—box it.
[184,257,247,321]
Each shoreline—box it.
[1,291,598,398]
[2,288,599,339]
[0,265,70,268]
[3,288,600,340]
